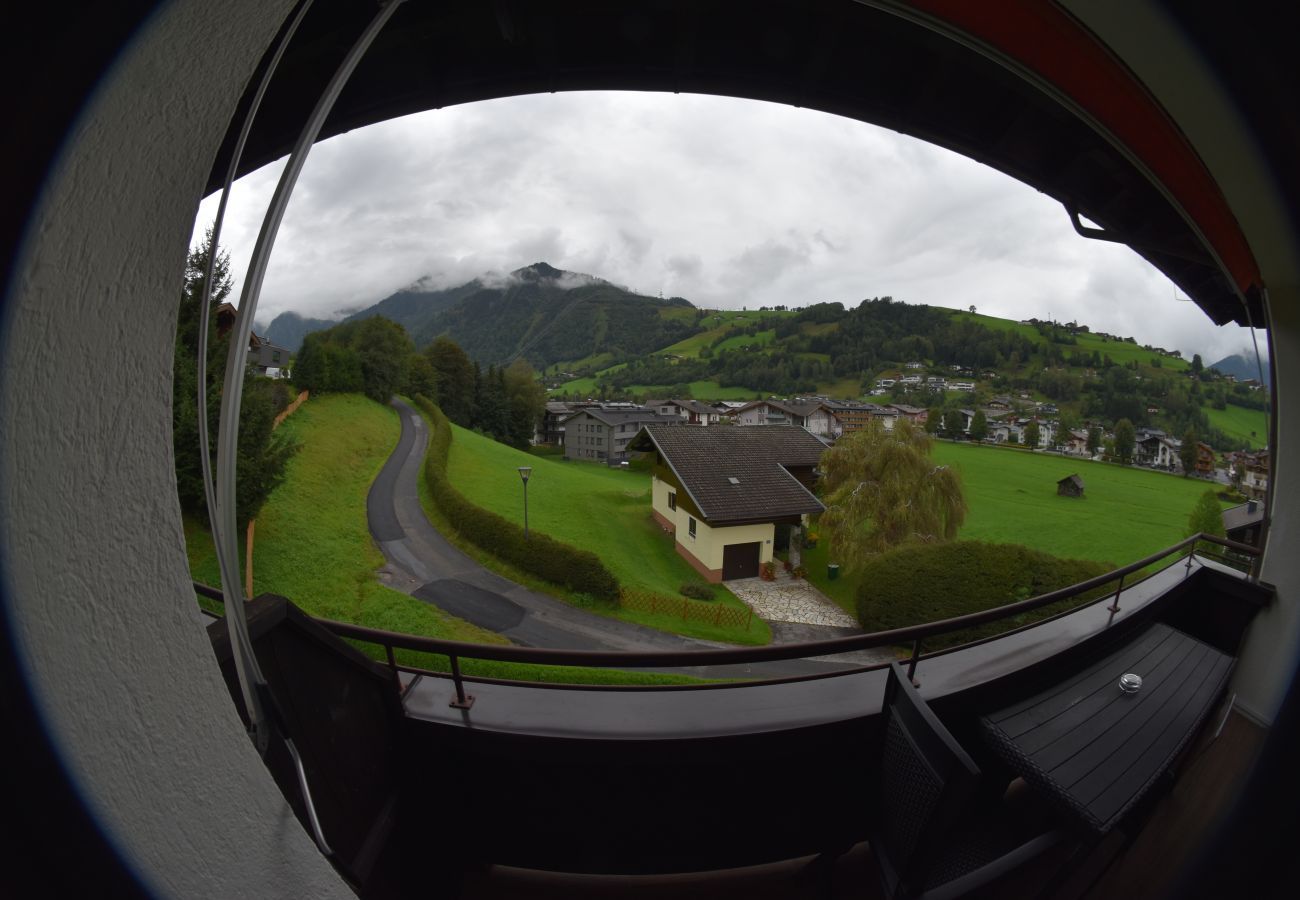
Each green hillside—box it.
[1205,404,1268,446]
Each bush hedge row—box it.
[415,396,620,601]
[855,540,1115,650]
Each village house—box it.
[1064,429,1091,455]
[216,301,291,377]
[537,400,576,446]
[629,425,826,582]
[888,404,929,426]
[989,422,1023,444]
[563,406,678,465]
[1223,498,1266,547]
[823,400,897,434]
[650,398,720,426]
[1196,441,1217,476]
[1135,429,1180,469]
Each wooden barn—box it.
[1057,473,1086,497]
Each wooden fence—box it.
[273,390,309,427]
[619,587,754,630]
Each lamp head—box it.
[518,466,533,483]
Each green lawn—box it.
[441,420,770,644]
[1205,403,1268,449]
[805,440,1227,616]
[184,393,706,684]
[712,329,776,353]
[622,380,761,401]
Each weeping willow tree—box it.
[818,419,968,570]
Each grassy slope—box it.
[1204,404,1268,448]
[441,421,770,644]
[805,440,1226,615]
[185,393,703,684]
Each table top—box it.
[979,622,1233,835]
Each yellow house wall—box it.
[680,518,775,572]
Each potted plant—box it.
[760,561,777,581]
[804,530,819,549]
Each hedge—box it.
[414,396,621,601]
[855,541,1115,650]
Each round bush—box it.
[679,582,715,601]
[854,541,1114,649]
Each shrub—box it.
[679,582,715,601]
[415,396,620,601]
[854,541,1114,650]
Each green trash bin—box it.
[828,564,840,580]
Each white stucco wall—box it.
[0,1,351,896]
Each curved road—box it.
[367,398,875,678]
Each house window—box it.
[668,491,676,511]
[688,516,696,540]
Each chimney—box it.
[1247,499,1258,514]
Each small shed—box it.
[1057,473,1086,497]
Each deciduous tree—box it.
[1086,426,1102,457]
[1186,489,1225,553]
[1024,420,1041,449]
[818,419,967,570]
[1114,418,1136,463]
[1180,429,1199,476]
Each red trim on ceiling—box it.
[908,0,1261,295]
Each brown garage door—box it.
[722,542,761,580]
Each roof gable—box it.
[633,425,826,524]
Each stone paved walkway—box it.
[727,572,860,628]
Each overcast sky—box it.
[196,91,1264,366]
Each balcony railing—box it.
[197,532,1259,704]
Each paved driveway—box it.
[726,572,860,628]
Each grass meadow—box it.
[185,393,706,683]
[805,439,1228,614]
[1204,403,1268,449]
[437,420,770,644]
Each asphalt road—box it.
[366,398,871,678]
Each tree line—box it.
[295,321,546,450]
[173,231,297,527]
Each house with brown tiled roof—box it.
[628,425,826,582]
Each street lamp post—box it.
[518,466,533,538]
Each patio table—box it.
[979,622,1233,836]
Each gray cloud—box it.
[197,91,1260,364]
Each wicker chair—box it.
[871,662,1064,900]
